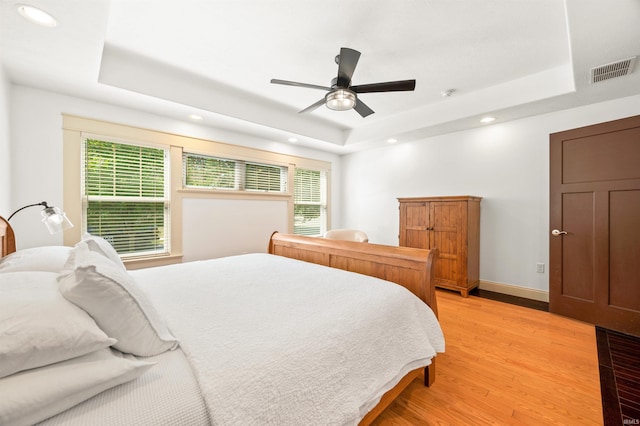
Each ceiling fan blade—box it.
[351,79,416,93]
[354,98,374,118]
[336,48,361,87]
[271,79,331,91]
[299,98,326,114]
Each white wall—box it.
[182,198,288,261]
[340,94,640,293]
[0,64,11,214]
[9,82,640,294]
[9,85,341,252]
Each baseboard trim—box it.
[479,280,549,303]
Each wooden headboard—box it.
[0,216,16,258]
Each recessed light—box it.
[188,114,203,121]
[480,116,496,124]
[17,5,57,27]
[287,137,298,143]
[387,138,398,144]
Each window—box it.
[83,138,169,257]
[294,168,327,236]
[183,152,287,193]
[65,115,332,266]
[245,162,287,192]
[183,154,237,189]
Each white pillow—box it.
[58,243,178,356]
[0,246,72,273]
[0,348,154,426]
[0,271,116,379]
[82,233,126,270]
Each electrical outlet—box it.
[536,263,545,273]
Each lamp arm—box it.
[7,201,49,221]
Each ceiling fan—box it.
[271,47,416,118]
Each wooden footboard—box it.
[268,232,440,422]
[268,232,439,315]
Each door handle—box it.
[551,229,567,236]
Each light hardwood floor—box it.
[373,290,603,425]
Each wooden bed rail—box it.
[268,232,439,316]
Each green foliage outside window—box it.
[183,153,287,192]
[86,201,165,254]
[84,139,167,255]
[245,162,285,192]
[184,155,236,189]
[294,168,325,236]
[85,139,164,197]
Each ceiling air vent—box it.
[590,56,637,83]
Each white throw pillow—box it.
[58,243,178,356]
[0,271,116,379]
[82,233,126,270]
[0,348,155,426]
[0,246,73,273]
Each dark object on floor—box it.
[469,288,549,312]
[596,326,640,426]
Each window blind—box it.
[83,139,169,256]
[183,154,237,189]
[244,162,287,192]
[183,153,287,193]
[293,168,327,236]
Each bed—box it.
[0,216,444,426]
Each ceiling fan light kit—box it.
[271,47,416,118]
[325,89,356,111]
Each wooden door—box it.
[430,201,464,286]
[550,115,640,336]
[399,201,429,249]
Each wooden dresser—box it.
[398,196,481,297]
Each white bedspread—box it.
[38,348,210,426]
[131,253,445,426]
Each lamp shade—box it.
[41,205,73,234]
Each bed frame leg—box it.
[424,362,436,387]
